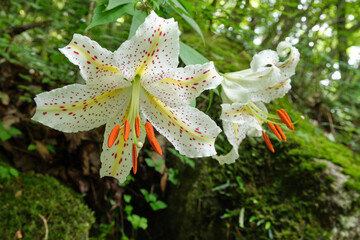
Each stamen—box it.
[135,116,140,138]
[145,122,163,155]
[123,119,130,141]
[276,110,294,130]
[107,125,120,148]
[262,131,275,153]
[281,109,294,130]
[267,122,282,141]
[132,143,137,174]
[275,124,287,142]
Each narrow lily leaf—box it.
[86,3,134,30]
[128,9,147,39]
[106,0,133,10]
[179,41,209,65]
[205,89,213,113]
[166,0,204,42]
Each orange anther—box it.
[262,131,275,153]
[135,116,140,138]
[108,125,120,148]
[145,122,163,155]
[267,122,282,141]
[281,109,294,130]
[123,119,130,141]
[132,143,137,174]
[275,124,287,142]
[276,110,294,130]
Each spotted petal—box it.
[140,88,221,158]
[114,11,180,84]
[100,111,146,183]
[250,79,292,103]
[222,41,299,104]
[32,84,131,132]
[60,34,129,90]
[213,102,265,164]
[146,62,223,106]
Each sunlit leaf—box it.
[166,0,204,42]
[128,9,147,39]
[179,41,209,65]
[86,3,134,30]
[106,0,133,10]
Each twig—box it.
[38,214,48,240]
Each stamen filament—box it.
[262,131,275,153]
[108,125,120,148]
[132,143,137,174]
[123,119,130,141]
[275,124,287,142]
[267,122,282,141]
[248,102,280,120]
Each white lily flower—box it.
[214,42,300,164]
[32,11,223,183]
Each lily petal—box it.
[222,67,281,103]
[213,148,239,165]
[32,84,131,132]
[147,62,223,106]
[140,88,221,158]
[114,11,180,83]
[250,79,292,103]
[220,102,265,149]
[100,112,147,183]
[60,34,129,90]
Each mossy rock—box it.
[0,172,95,240]
[150,119,360,240]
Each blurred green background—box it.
[0,0,359,239]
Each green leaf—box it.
[86,3,134,30]
[127,214,148,230]
[149,200,167,211]
[28,144,38,151]
[189,98,196,107]
[205,89,213,113]
[106,0,133,10]
[9,168,19,178]
[265,221,272,230]
[46,145,56,154]
[128,9,147,39]
[167,0,204,42]
[124,205,133,215]
[18,73,32,82]
[0,123,11,141]
[167,168,178,185]
[179,41,209,65]
[7,127,22,137]
[211,180,230,191]
[123,194,132,203]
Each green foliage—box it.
[140,188,168,211]
[0,163,19,180]
[0,172,94,239]
[0,122,22,141]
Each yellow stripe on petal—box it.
[68,43,120,73]
[38,88,125,112]
[144,90,213,143]
[135,27,162,77]
[159,71,215,86]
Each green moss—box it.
[0,172,94,240]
